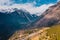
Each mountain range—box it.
[28,2,60,28]
[0,8,39,40]
[0,1,60,40]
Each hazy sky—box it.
[0,0,59,15]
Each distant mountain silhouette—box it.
[0,9,39,40]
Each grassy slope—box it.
[9,24,60,40]
[47,24,60,40]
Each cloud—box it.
[57,0,60,2]
[0,0,54,16]
[22,4,54,15]
[0,3,54,15]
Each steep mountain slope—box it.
[1,1,60,40]
[8,2,60,40]
[9,24,60,40]
[0,9,38,40]
[30,2,60,27]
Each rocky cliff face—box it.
[31,2,60,27]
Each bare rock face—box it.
[31,2,60,27]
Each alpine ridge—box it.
[0,8,38,40]
[28,1,60,28]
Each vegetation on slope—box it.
[47,24,60,40]
[38,24,60,40]
[9,28,39,40]
[9,24,60,40]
